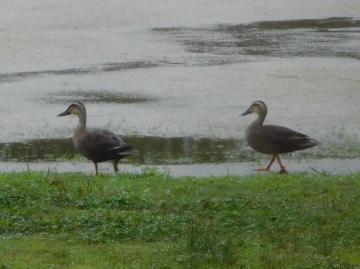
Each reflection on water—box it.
[153,17,360,60]
[128,136,250,164]
[0,138,76,162]
[0,136,250,164]
[0,136,358,164]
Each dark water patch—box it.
[128,136,251,164]
[0,138,77,162]
[44,90,155,104]
[153,17,360,61]
[223,17,360,31]
[0,136,250,164]
[0,136,359,164]
[0,61,161,84]
[185,56,250,67]
[153,17,360,33]
[101,61,159,72]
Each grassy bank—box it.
[0,170,360,268]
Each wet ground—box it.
[0,1,359,175]
[1,159,359,177]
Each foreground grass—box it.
[0,170,360,268]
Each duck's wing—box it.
[255,125,319,153]
[78,129,137,162]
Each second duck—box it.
[242,100,319,173]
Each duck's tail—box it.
[300,137,320,149]
[115,145,139,157]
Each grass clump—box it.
[0,170,360,268]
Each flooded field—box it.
[0,1,359,175]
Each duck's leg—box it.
[255,155,276,172]
[113,160,119,174]
[94,162,99,176]
[275,156,287,174]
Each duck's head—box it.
[241,100,267,116]
[57,102,86,117]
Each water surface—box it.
[0,7,359,176]
[0,136,358,165]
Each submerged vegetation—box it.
[0,170,360,268]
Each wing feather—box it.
[251,125,318,154]
[77,129,135,162]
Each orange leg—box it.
[276,156,287,174]
[255,155,276,172]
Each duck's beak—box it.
[57,110,71,117]
[241,108,252,116]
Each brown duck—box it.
[242,101,319,173]
[57,102,137,175]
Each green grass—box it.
[1,170,360,268]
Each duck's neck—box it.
[249,112,266,128]
[76,113,87,133]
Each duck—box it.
[57,102,137,175]
[241,100,319,173]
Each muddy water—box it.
[0,2,359,176]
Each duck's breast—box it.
[246,126,275,154]
[73,130,95,160]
